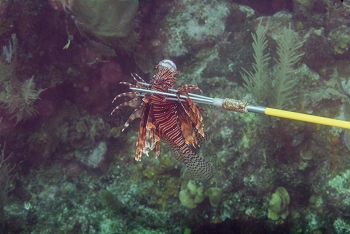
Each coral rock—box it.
[207,188,223,208]
[268,187,290,221]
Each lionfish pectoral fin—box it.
[177,84,202,94]
[197,127,205,138]
[197,105,207,114]
[142,96,150,104]
[194,128,209,145]
[180,121,197,146]
[135,130,146,160]
[177,95,191,117]
[135,132,144,161]
[186,98,205,137]
[155,140,161,158]
[135,154,142,161]
[175,89,205,139]
[146,122,156,130]
[135,132,146,160]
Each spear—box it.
[131,82,350,130]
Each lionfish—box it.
[111,60,212,180]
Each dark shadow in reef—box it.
[192,218,293,234]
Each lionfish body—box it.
[111,60,212,180]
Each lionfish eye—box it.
[158,59,177,72]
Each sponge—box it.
[267,187,290,220]
[179,180,204,209]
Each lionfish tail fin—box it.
[169,143,212,180]
[185,151,213,180]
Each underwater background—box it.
[0,0,350,233]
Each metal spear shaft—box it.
[131,83,350,130]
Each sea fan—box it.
[240,21,270,105]
[242,23,304,110]
[268,26,305,109]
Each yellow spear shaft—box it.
[264,107,349,129]
[218,98,350,130]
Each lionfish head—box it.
[150,59,179,90]
[158,59,177,72]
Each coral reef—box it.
[159,0,229,58]
[1,0,350,233]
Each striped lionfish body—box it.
[111,60,212,180]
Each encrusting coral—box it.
[179,180,205,209]
[267,187,290,221]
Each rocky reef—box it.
[0,0,350,233]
